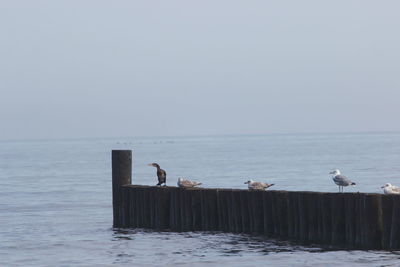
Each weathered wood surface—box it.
[116,185,400,250]
[111,150,132,227]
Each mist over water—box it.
[1,133,400,266]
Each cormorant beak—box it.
[381,186,385,188]
[329,171,334,174]
[147,163,153,167]
[244,181,249,184]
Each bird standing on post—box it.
[148,163,167,186]
[381,183,400,195]
[330,169,356,192]
[244,179,274,191]
[177,178,202,188]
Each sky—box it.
[1,0,400,140]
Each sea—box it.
[1,133,400,266]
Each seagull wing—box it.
[391,186,400,194]
[333,175,352,186]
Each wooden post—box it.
[344,193,357,247]
[362,194,383,249]
[277,191,289,238]
[201,189,218,231]
[270,191,279,236]
[169,187,181,231]
[111,183,396,249]
[306,192,318,242]
[112,150,132,227]
[321,193,332,244]
[381,195,394,249]
[191,188,203,231]
[154,187,170,229]
[240,190,250,233]
[217,190,229,231]
[180,189,193,231]
[390,195,400,249]
[298,192,309,242]
[331,193,345,246]
[225,190,234,232]
[263,191,274,236]
[231,190,242,232]
[287,192,297,239]
[250,190,264,233]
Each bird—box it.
[381,183,400,195]
[244,179,274,191]
[329,169,356,192]
[177,178,202,188]
[148,163,167,186]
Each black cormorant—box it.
[148,163,166,186]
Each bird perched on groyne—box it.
[244,180,274,191]
[148,163,167,186]
[177,178,202,188]
[329,169,356,192]
[381,183,400,195]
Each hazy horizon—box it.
[2,130,400,143]
[1,0,400,140]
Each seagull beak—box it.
[381,186,385,188]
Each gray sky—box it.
[1,0,399,140]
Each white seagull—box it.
[329,169,356,192]
[244,179,274,191]
[177,178,202,188]
[381,183,400,195]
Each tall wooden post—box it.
[112,150,132,227]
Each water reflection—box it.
[111,229,322,256]
[108,228,400,266]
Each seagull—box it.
[381,183,400,195]
[329,169,356,192]
[148,163,167,186]
[244,179,274,191]
[177,178,202,188]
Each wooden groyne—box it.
[112,150,400,250]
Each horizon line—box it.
[1,130,400,143]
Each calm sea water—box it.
[1,133,400,266]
